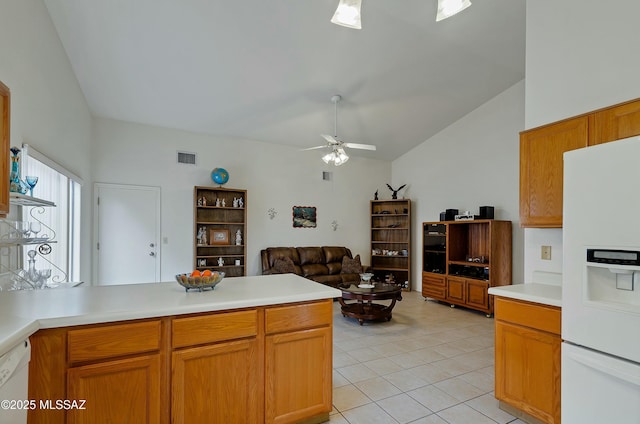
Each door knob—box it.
[149,243,155,248]
[149,252,155,257]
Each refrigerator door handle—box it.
[566,345,640,387]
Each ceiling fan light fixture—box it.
[436,0,472,22]
[331,0,362,29]
[322,148,349,166]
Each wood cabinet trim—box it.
[172,309,257,348]
[495,297,561,335]
[265,300,332,334]
[0,81,10,217]
[67,319,162,363]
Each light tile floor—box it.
[330,291,528,424]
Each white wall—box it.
[0,0,93,282]
[523,0,640,282]
[92,118,391,279]
[393,81,525,291]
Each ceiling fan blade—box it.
[301,145,329,151]
[321,134,340,145]
[343,142,377,151]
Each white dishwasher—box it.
[0,340,31,424]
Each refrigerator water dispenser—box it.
[585,248,640,313]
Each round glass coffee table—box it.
[337,282,403,325]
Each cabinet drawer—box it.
[422,273,445,287]
[68,320,161,363]
[495,297,561,335]
[172,309,257,348]
[265,300,332,334]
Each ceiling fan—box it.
[303,95,376,165]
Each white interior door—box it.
[94,183,161,285]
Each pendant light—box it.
[331,0,362,29]
[436,0,472,22]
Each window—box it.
[22,145,82,283]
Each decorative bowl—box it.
[360,273,374,282]
[176,272,225,292]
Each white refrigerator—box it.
[562,136,640,423]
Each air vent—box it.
[177,151,196,165]
[323,171,333,181]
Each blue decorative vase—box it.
[9,147,28,194]
[211,168,229,186]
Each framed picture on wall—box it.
[210,229,230,245]
[292,206,317,228]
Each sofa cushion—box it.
[341,254,363,274]
[323,246,350,264]
[297,247,325,265]
[272,257,297,274]
[301,263,329,277]
[266,247,300,266]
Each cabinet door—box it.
[590,99,640,145]
[520,116,588,227]
[495,321,561,424]
[446,277,465,304]
[422,273,446,300]
[172,338,260,424]
[67,354,162,424]
[466,280,489,312]
[265,327,332,424]
[0,81,9,217]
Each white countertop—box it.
[488,283,562,307]
[0,274,341,356]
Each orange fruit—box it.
[191,270,201,277]
[202,270,212,277]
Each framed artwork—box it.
[292,206,317,228]
[210,229,230,245]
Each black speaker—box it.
[440,212,446,221]
[444,209,458,221]
[479,206,494,219]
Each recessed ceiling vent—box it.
[177,151,196,165]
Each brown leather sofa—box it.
[260,246,363,288]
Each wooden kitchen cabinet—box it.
[29,319,167,424]
[494,297,561,424]
[0,81,10,217]
[67,354,162,424]
[28,300,334,424]
[590,98,640,145]
[171,309,260,424]
[520,97,640,228]
[519,116,588,228]
[265,301,333,424]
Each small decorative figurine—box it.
[197,197,203,207]
[215,198,221,207]
[386,184,407,200]
[218,257,224,266]
[197,227,207,245]
[233,197,238,208]
[222,199,226,207]
[235,229,242,246]
[374,190,378,200]
[238,197,244,208]
[201,196,207,206]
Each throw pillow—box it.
[272,257,296,274]
[341,254,363,274]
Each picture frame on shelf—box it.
[210,229,230,245]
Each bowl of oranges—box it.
[175,270,225,292]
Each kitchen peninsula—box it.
[0,274,341,424]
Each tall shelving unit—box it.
[193,186,246,277]
[422,219,512,316]
[370,199,411,290]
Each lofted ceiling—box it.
[43,0,525,161]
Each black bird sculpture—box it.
[386,184,406,200]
